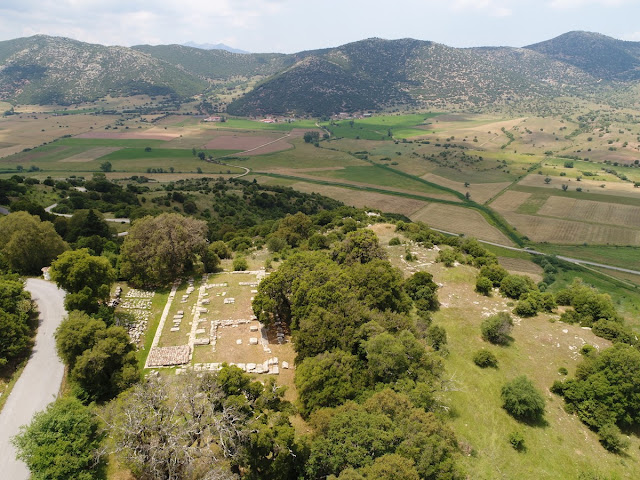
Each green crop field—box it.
[320,113,440,140]
[215,118,318,131]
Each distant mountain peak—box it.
[183,41,249,54]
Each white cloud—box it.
[621,31,640,41]
[450,0,514,17]
[548,0,632,8]
[0,1,289,46]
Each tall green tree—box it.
[0,211,68,275]
[12,397,105,480]
[120,213,208,287]
[50,249,115,313]
[0,277,34,366]
[56,311,139,402]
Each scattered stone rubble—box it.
[147,345,191,367]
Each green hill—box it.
[0,35,207,104]
[131,44,293,80]
[525,31,640,81]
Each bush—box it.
[473,350,498,368]
[479,263,508,287]
[598,423,629,453]
[388,237,401,246]
[514,298,537,317]
[481,312,513,345]
[232,256,248,271]
[508,431,526,451]
[500,275,536,299]
[501,375,545,422]
[436,248,458,267]
[426,325,447,351]
[475,276,493,296]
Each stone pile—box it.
[126,288,154,298]
[192,356,280,374]
[147,345,191,367]
[117,287,156,346]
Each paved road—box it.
[429,227,640,277]
[44,202,130,223]
[0,279,66,480]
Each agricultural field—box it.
[4,107,640,265]
[410,203,514,245]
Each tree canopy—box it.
[12,397,105,480]
[119,213,208,287]
[56,311,139,402]
[50,249,115,313]
[553,343,640,431]
[0,211,68,275]
[501,376,546,422]
[0,277,34,366]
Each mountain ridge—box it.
[0,31,638,113]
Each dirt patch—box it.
[291,182,428,216]
[58,146,122,162]
[410,203,514,246]
[75,128,180,141]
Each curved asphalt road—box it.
[0,279,66,480]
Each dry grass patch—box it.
[538,196,640,228]
[58,146,122,162]
[0,113,113,157]
[490,190,532,212]
[410,203,514,245]
[422,173,510,204]
[500,211,640,245]
[291,181,429,216]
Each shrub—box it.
[426,325,447,351]
[475,276,493,296]
[501,375,545,422]
[232,256,248,271]
[580,344,596,356]
[508,431,526,451]
[481,312,513,345]
[558,367,568,376]
[500,275,536,299]
[598,423,629,453]
[473,350,498,368]
[436,248,457,267]
[479,264,509,287]
[388,237,401,246]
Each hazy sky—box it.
[0,0,638,53]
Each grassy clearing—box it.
[320,114,440,140]
[304,165,452,196]
[241,141,368,170]
[216,118,318,131]
[386,237,640,479]
[97,147,238,161]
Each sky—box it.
[0,0,639,53]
